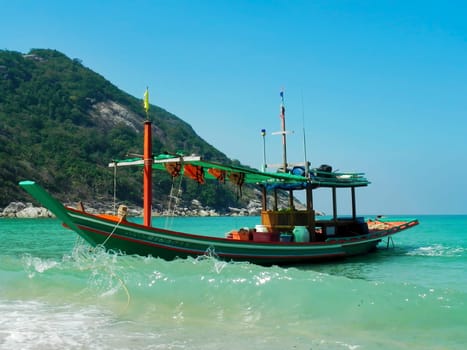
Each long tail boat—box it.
[19,92,418,265]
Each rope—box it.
[101,216,124,246]
[111,270,131,311]
[101,216,130,311]
[165,181,175,229]
[165,175,183,229]
[69,217,131,312]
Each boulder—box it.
[16,206,52,218]
[2,202,27,217]
[197,209,210,217]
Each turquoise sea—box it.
[0,215,466,349]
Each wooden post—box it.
[332,187,337,221]
[306,183,313,212]
[143,121,153,227]
[261,185,267,211]
[306,183,314,233]
[351,187,356,220]
[273,188,278,211]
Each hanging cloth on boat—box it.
[208,168,226,183]
[184,164,205,184]
[228,171,245,198]
[164,162,181,177]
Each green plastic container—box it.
[293,226,310,242]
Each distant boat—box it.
[19,93,418,265]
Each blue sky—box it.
[1,0,466,215]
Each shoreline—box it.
[0,201,261,219]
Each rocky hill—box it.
[0,49,260,214]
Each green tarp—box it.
[110,154,370,188]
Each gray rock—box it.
[16,206,52,218]
[0,202,53,218]
[2,202,27,217]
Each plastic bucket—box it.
[280,233,294,242]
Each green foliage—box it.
[0,49,252,210]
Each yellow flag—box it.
[143,88,150,113]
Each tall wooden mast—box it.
[143,88,152,227]
[143,121,153,226]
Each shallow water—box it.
[0,216,466,349]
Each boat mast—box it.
[143,88,152,227]
[271,89,293,172]
[280,90,288,172]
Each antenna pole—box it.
[261,129,267,172]
[301,91,309,177]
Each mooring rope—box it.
[69,217,131,312]
[110,270,131,311]
[101,216,124,246]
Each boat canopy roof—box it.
[109,153,370,189]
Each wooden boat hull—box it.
[20,181,418,265]
[65,209,417,264]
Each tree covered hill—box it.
[0,49,251,211]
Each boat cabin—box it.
[259,164,370,242]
